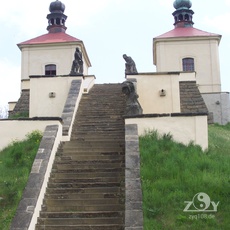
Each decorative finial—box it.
[47,0,67,33]
[172,0,194,28]
[173,0,192,10]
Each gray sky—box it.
[0,0,230,107]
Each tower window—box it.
[182,58,195,71]
[56,18,60,25]
[45,64,56,75]
[185,14,189,21]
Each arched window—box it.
[179,14,183,21]
[45,64,56,75]
[185,14,189,21]
[182,58,195,71]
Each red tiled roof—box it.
[18,32,81,46]
[156,27,221,39]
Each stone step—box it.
[55,155,124,161]
[44,198,122,206]
[42,204,124,212]
[47,182,122,189]
[60,141,125,150]
[48,177,122,184]
[57,150,124,155]
[45,192,122,200]
[64,140,125,144]
[53,163,124,171]
[71,126,124,131]
[46,187,123,195]
[54,157,124,163]
[61,145,124,151]
[37,217,123,226]
[70,137,125,142]
[36,84,125,229]
[51,172,124,179]
[39,211,123,218]
[57,151,124,157]
[36,225,124,230]
[54,159,124,164]
[51,167,124,174]
[73,128,123,131]
[71,132,125,138]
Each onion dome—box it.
[47,0,67,33]
[49,0,65,13]
[172,0,194,28]
[173,0,192,10]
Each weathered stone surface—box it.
[10,125,59,230]
[126,155,141,169]
[36,84,126,229]
[180,81,208,114]
[125,210,144,228]
[61,79,82,136]
[125,124,143,229]
[9,89,30,117]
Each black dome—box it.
[49,0,65,13]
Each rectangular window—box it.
[183,58,194,71]
[45,64,56,75]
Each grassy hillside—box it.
[140,124,230,230]
[0,131,42,230]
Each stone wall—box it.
[9,89,30,117]
[125,124,143,230]
[10,125,62,230]
[202,92,230,125]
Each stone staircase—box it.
[35,84,126,230]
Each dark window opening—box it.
[179,14,183,21]
[51,18,54,25]
[56,18,60,25]
[185,14,189,21]
[45,64,56,75]
[183,58,195,71]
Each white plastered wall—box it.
[0,120,62,151]
[20,42,90,81]
[125,115,208,151]
[126,73,181,114]
[154,37,221,93]
[30,76,83,118]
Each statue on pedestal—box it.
[70,47,83,75]
[123,54,138,74]
[122,80,143,116]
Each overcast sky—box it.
[0,0,230,107]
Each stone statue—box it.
[122,80,143,116]
[70,47,83,75]
[123,54,138,74]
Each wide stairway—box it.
[36,84,126,230]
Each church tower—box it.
[10,0,94,118]
[153,0,221,94]
[153,0,230,124]
[18,0,91,84]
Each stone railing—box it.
[10,124,62,230]
[125,124,143,229]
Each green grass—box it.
[8,111,29,119]
[0,131,42,230]
[140,124,230,230]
